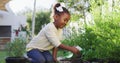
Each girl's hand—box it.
[59,44,80,54]
[70,46,80,54]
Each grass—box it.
[0,51,7,63]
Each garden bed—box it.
[59,57,120,63]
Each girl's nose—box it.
[64,22,66,25]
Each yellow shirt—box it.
[26,22,62,51]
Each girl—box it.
[26,2,79,63]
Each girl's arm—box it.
[52,47,58,62]
[58,44,79,54]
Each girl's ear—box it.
[53,14,59,20]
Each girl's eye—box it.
[64,18,68,22]
[64,20,67,23]
[64,20,66,22]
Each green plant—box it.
[6,38,27,57]
[61,12,120,61]
[26,11,50,34]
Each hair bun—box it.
[56,6,63,12]
[52,2,69,16]
[54,3,65,12]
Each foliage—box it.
[71,14,82,22]
[62,11,120,61]
[26,11,50,34]
[6,38,27,57]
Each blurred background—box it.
[0,0,120,63]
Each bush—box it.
[61,12,120,62]
[6,38,27,57]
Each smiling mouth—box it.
[59,24,66,28]
[61,25,66,28]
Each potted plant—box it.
[5,38,28,63]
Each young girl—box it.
[26,2,80,63]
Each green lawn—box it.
[0,51,7,63]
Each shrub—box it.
[61,12,120,61]
[6,38,27,57]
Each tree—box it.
[26,11,50,35]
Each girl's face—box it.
[54,13,70,29]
